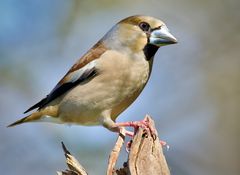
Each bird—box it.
[8,15,177,137]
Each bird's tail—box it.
[7,106,58,127]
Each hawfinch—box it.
[8,15,177,136]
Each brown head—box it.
[102,15,177,60]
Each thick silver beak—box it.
[149,25,177,46]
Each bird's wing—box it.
[24,41,107,113]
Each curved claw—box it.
[125,140,132,153]
[141,117,158,139]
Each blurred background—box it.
[1,0,239,174]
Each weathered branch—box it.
[127,116,170,175]
[57,142,88,175]
[107,127,126,175]
[57,115,170,175]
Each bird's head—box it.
[102,15,177,60]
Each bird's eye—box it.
[139,22,150,32]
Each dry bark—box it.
[57,142,88,175]
[57,116,170,175]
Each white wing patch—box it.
[64,60,97,83]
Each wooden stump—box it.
[57,116,170,175]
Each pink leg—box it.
[116,119,168,149]
[124,130,134,137]
[115,118,157,137]
[102,116,168,149]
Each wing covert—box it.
[24,41,107,113]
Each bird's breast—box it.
[97,50,151,119]
[59,50,152,125]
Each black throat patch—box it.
[143,44,159,61]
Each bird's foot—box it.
[115,117,157,139]
[114,117,169,151]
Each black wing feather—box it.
[24,68,97,113]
